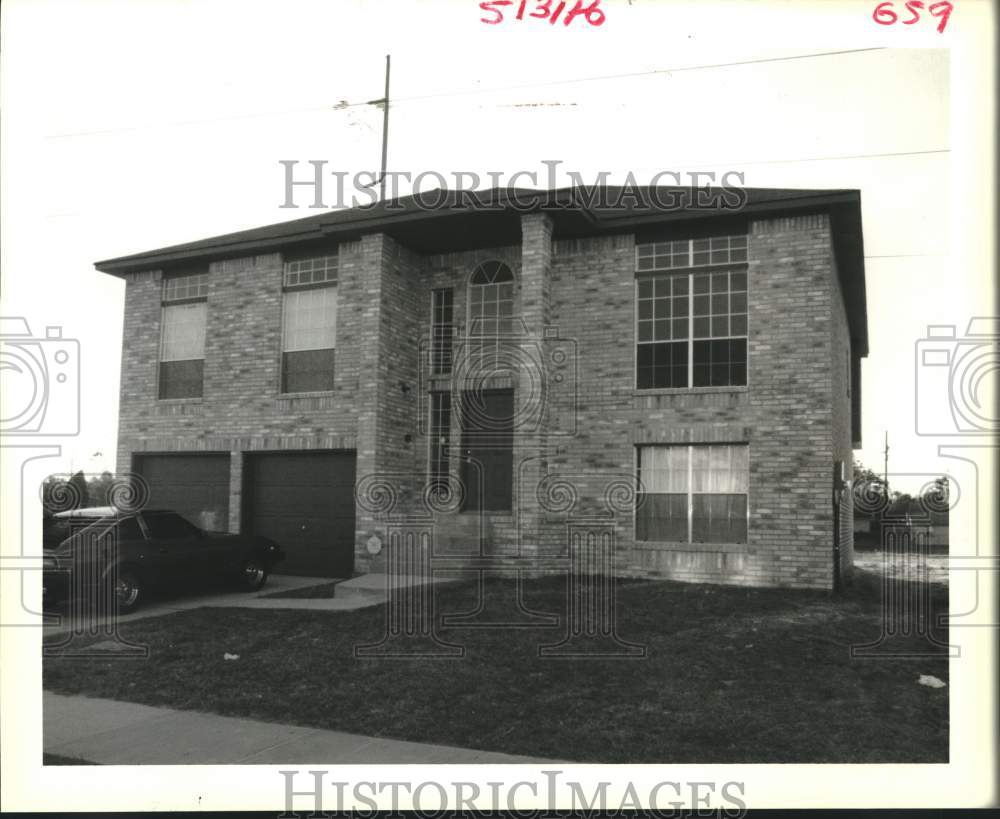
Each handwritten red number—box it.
[480,0,511,24]
[530,0,552,19]
[482,0,605,26]
[565,0,606,26]
[928,0,953,32]
[902,1,924,24]
[873,2,897,23]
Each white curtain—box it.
[641,445,748,494]
[640,446,689,493]
[691,445,749,493]
[160,302,206,362]
[282,287,337,352]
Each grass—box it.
[43,569,949,763]
[43,753,98,765]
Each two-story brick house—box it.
[96,186,867,589]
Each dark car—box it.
[43,507,285,613]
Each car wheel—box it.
[115,569,143,614]
[241,560,268,592]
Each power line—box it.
[45,47,887,140]
[392,47,888,103]
[732,148,949,165]
[616,148,948,173]
[663,148,950,168]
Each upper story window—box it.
[281,253,338,393]
[635,235,748,390]
[429,288,454,375]
[159,272,208,399]
[284,255,338,288]
[162,272,209,302]
[636,235,748,271]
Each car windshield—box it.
[43,516,115,550]
[142,512,201,539]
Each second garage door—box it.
[244,451,356,578]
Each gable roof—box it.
[94,185,868,354]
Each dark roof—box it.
[94,185,868,354]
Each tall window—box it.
[281,255,337,393]
[637,444,749,543]
[429,391,451,489]
[159,272,208,399]
[636,235,748,389]
[430,288,454,375]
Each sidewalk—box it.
[44,692,554,764]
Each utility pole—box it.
[366,54,391,201]
[883,430,890,497]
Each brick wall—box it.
[829,234,856,584]
[538,213,849,589]
[115,211,855,588]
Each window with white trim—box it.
[467,260,515,370]
[636,235,748,389]
[430,288,454,375]
[159,274,208,399]
[429,391,451,490]
[469,260,514,325]
[636,444,749,543]
[281,254,337,393]
[284,255,337,288]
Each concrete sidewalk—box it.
[44,692,552,764]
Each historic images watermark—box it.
[914,317,999,438]
[352,466,647,660]
[278,160,749,211]
[849,471,957,659]
[911,316,999,631]
[0,316,80,438]
[39,472,151,658]
[1,316,82,634]
[279,769,748,815]
[355,314,645,659]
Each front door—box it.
[460,389,513,511]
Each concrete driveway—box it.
[42,574,336,636]
[43,571,458,638]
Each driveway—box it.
[42,574,334,636]
[43,571,458,638]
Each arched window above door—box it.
[468,260,515,338]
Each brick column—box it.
[350,233,423,573]
[228,451,243,534]
[117,270,162,468]
[350,234,390,572]
[748,213,837,588]
[514,212,554,554]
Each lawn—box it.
[43,569,949,763]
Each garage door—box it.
[244,451,356,578]
[134,453,231,533]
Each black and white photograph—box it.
[0,0,996,813]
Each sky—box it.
[0,0,990,496]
